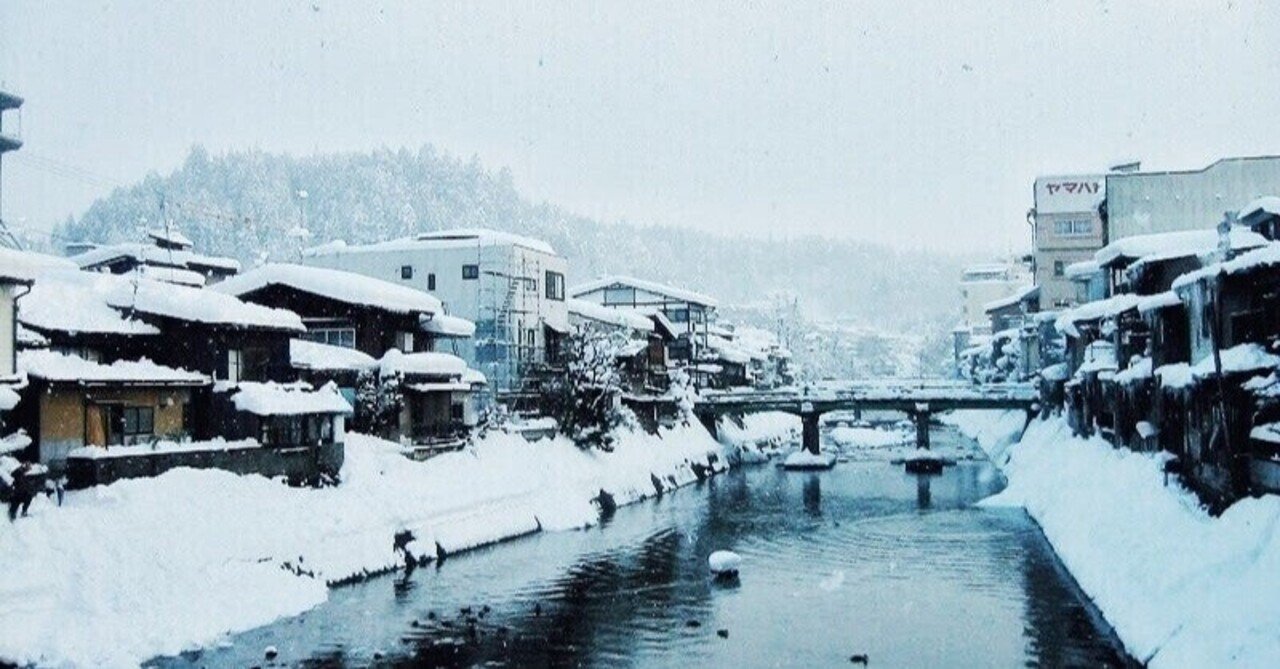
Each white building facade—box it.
[301,229,569,392]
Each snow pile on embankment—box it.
[0,423,725,669]
[716,411,799,462]
[952,410,1280,668]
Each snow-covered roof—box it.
[419,313,477,338]
[136,264,206,287]
[214,263,442,315]
[19,270,161,336]
[1239,196,1280,222]
[1158,343,1280,390]
[378,349,469,378]
[405,381,473,393]
[1094,228,1267,268]
[110,279,305,331]
[567,298,654,332]
[1136,291,1183,314]
[1114,356,1153,385]
[304,228,557,257]
[0,386,19,412]
[983,285,1038,314]
[68,437,258,460]
[228,381,352,416]
[1064,260,1102,280]
[0,247,77,284]
[1054,294,1142,336]
[71,242,241,272]
[1040,362,1070,381]
[19,350,210,385]
[570,275,718,308]
[147,228,193,249]
[289,339,377,372]
[1077,341,1118,375]
[1172,243,1280,291]
[461,368,487,385]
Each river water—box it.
[154,426,1132,668]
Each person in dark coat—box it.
[6,462,37,521]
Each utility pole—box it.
[0,90,24,249]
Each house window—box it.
[545,271,565,301]
[111,406,155,445]
[462,264,480,280]
[242,347,272,382]
[401,265,414,280]
[669,308,690,323]
[395,331,415,352]
[304,327,357,349]
[225,349,242,383]
[525,277,538,293]
[1053,219,1094,237]
[1053,261,1066,277]
[427,273,436,291]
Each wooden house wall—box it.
[234,284,429,357]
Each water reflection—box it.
[151,426,1133,668]
[916,473,933,508]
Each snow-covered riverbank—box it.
[0,424,726,669]
[950,410,1280,668]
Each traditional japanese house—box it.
[213,263,474,357]
[1137,292,1190,455]
[217,264,485,450]
[70,229,241,286]
[570,275,718,364]
[12,268,349,483]
[1238,196,1280,241]
[1170,243,1280,503]
[12,350,209,471]
[567,297,673,395]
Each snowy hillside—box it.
[55,146,969,335]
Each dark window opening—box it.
[545,271,565,301]
[427,273,436,291]
[463,264,480,280]
[401,265,413,280]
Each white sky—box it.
[2,1,1278,253]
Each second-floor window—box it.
[545,271,565,301]
[1053,261,1066,277]
[304,327,356,349]
[1053,219,1093,237]
[463,264,480,280]
[395,331,415,352]
[400,265,413,280]
[427,273,436,291]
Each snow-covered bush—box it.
[353,369,403,438]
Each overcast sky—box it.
[2,1,1278,253]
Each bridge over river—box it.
[694,379,1039,454]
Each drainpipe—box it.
[10,280,32,376]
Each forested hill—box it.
[57,145,968,330]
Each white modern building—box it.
[301,229,569,392]
[1106,156,1280,240]
[958,262,1032,333]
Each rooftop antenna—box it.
[0,89,25,249]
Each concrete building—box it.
[1032,174,1107,308]
[958,262,1032,333]
[1107,156,1280,241]
[301,229,569,393]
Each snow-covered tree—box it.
[544,327,634,451]
[354,369,403,438]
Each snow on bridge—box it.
[694,379,1038,454]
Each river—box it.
[152,425,1132,668]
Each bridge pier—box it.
[801,412,821,455]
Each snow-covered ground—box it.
[0,423,725,669]
[951,410,1280,668]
